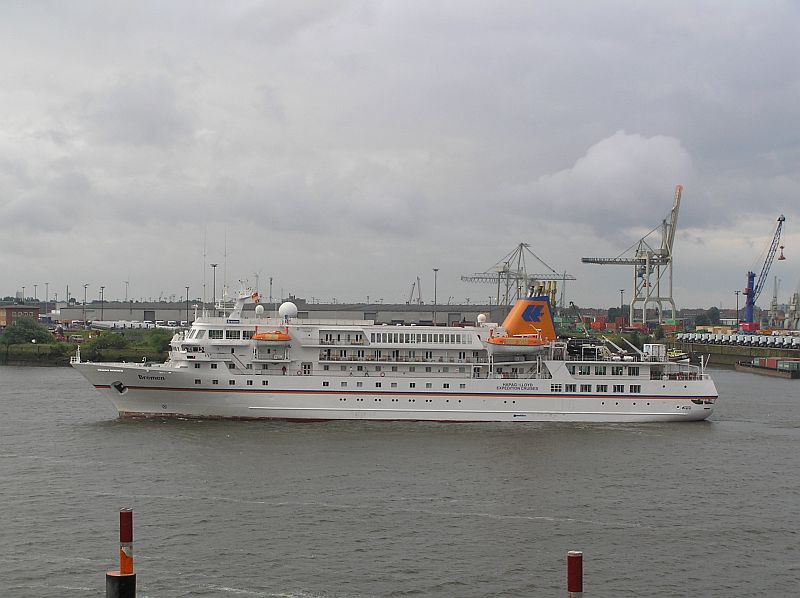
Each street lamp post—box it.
[34,284,38,302]
[211,264,218,315]
[619,289,625,323]
[433,268,439,326]
[735,290,740,327]
[186,286,190,325]
[100,286,105,321]
[83,284,89,325]
[45,282,49,316]
[21,286,25,304]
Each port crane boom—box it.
[743,215,786,330]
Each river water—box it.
[0,366,798,597]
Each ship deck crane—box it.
[742,215,786,332]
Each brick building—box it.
[0,305,41,329]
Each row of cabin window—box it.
[550,384,641,393]
[191,378,468,390]
[322,364,468,373]
[369,332,469,344]
[195,379,269,386]
[567,365,640,376]
[323,381,467,390]
[206,329,254,340]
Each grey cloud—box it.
[77,75,194,147]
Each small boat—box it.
[667,348,689,362]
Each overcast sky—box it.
[2,1,798,310]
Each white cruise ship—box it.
[71,292,718,422]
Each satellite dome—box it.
[254,305,265,315]
[477,313,487,324]
[278,301,298,319]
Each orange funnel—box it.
[500,296,556,342]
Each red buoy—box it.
[567,550,583,596]
[106,508,136,598]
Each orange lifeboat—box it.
[252,328,291,342]
[487,335,544,347]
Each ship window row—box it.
[195,379,270,386]
[204,329,255,340]
[369,332,470,345]
[329,381,466,390]
[321,364,468,373]
[567,365,640,376]
[550,383,640,393]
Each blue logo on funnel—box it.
[522,304,544,322]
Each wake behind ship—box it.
[72,292,718,422]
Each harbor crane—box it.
[407,277,423,305]
[742,215,786,332]
[461,242,575,308]
[582,185,683,325]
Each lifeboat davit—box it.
[252,329,291,342]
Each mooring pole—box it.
[106,508,136,598]
[567,550,583,597]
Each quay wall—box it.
[673,341,800,367]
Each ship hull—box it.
[73,363,716,423]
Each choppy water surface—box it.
[0,366,798,597]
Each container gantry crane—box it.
[741,215,786,332]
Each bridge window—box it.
[565,384,577,392]
[225,330,241,339]
[550,384,562,392]
[630,385,641,393]
[628,366,640,376]
[595,366,606,375]
[596,384,608,392]
[613,384,624,393]
[580,384,591,392]
[611,366,623,376]
[209,330,223,339]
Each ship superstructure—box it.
[72,292,717,422]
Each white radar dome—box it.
[477,314,487,324]
[278,301,298,319]
[254,305,265,315]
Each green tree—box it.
[146,329,174,352]
[86,331,128,350]
[707,306,721,325]
[1,316,54,345]
[654,325,665,340]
